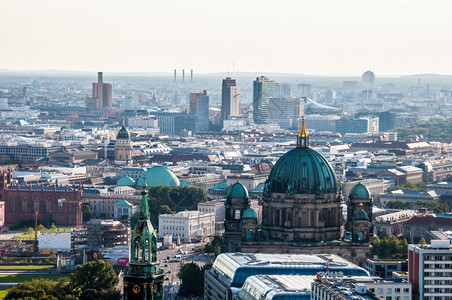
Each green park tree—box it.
[82,203,93,223]
[178,262,204,297]
[68,260,120,300]
[5,278,73,300]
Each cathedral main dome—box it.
[266,118,338,195]
[267,147,338,194]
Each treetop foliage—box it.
[386,200,449,214]
[395,118,452,139]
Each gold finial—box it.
[298,106,308,138]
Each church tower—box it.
[224,182,250,252]
[123,184,164,300]
[115,124,133,165]
[345,181,373,244]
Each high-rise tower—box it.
[123,185,164,300]
[85,72,112,109]
[253,76,275,124]
[220,77,240,128]
[190,90,209,132]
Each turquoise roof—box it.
[136,165,180,187]
[210,182,228,190]
[227,182,249,199]
[117,176,136,187]
[267,147,338,195]
[349,183,371,200]
[353,209,369,220]
[242,208,257,219]
[250,182,265,193]
[115,200,133,207]
[117,125,130,140]
[180,180,190,187]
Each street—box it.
[157,242,211,299]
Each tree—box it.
[82,203,93,223]
[178,262,204,297]
[50,223,57,232]
[204,235,225,255]
[68,260,120,300]
[373,234,408,259]
[5,278,73,300]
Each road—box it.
[157,242,211,299]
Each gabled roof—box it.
[404,215,452,226]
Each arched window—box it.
[133,238,141,262]
[34,197,39,212]
[9,197,15,213]
[144,239,149,262]
[234,209,241,220]
[22,197,28,213]
[46,197,52,213]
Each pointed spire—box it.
[138,182,150,220]
[297,105,309,148]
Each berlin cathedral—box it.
[224,118,373,266]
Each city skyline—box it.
[2,0,452,75]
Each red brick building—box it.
[0,169,82,227]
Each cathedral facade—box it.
[224,119,373,266]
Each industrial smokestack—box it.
[190,69,193,83]
[182,69,185,83]
[174,69,176,83]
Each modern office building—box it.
[253,76,275,124]
[312,277,411,300]
[275,83,291,97]
[190,90,209,131]
[154,112,197,135]
[305,114,340,132]
[221,77,240,127]
[408,240,452,300]
[362,70,375,90]
[267,97,304,129]
[204,253,369,300]
[336,116,379,134]
[85,72,112,109]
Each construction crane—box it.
[58,189,83,227]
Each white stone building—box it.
[158,210,215,242]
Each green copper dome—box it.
[353,208,369,220]
[227,182,249,199]
[136,166,180,187]
[117,176,136,187]
[242,208,257,219]
[117,125,130,139]
[267,147,338,195]
[349,182,371,200]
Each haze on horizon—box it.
[2,0,452,76]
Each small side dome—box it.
[349,183,371,200]
[117,176,135,187]
[353,209,369,220]
[117,125,130,140]
[136,165,180,187]
[242,208,257,219]
[227,182,249,199]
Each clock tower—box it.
[124,184,164,300]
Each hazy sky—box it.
[2,0,452,75]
